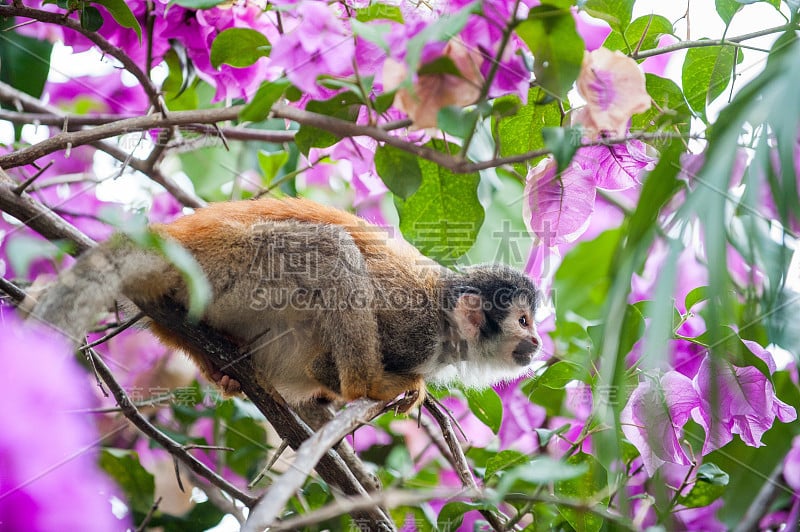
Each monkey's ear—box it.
[453,293,485,341]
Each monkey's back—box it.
[151,197,444,382]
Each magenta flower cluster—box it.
[0,310,129,530]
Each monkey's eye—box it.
[518,315,528,327]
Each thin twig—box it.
[79,312,144,351]
[631,23,797,60]
[249,440,289,489]
[0,5,163,112]
[12,161,54,194]
[503,493,637,530]
[134,496,162,532]
[0,276,29,303]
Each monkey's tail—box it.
[31,235,170,346]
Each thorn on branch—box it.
[12,160,54,195]
[173,455,186,492]
[85,347,110,398]
[214,124,230,151]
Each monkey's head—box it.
[435,265,542,388]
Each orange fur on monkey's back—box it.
[153,197,431,279]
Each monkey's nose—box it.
[512,337,540,365]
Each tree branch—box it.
[0,4,163,112]
[631,23,798,60]
[0,106,243,169]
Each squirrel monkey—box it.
[32,197,541,410]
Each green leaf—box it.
[553,228,621,322]
[80,5,104,31]
[374,145,423,199]
[538,360,590,389]
[497,456,588,496]
[374,89,396,113]
[99,449,155,515]
[170,0,226,8]
[715,0,743,24]
[603,14,673,54]
[355,3,404,23]
[534,424,570,447]
[494,88,563,176]
[516,6,584,99]
[437,105,481,138]
[619,303,646,358]
[418,56,463,77]
[210,28,270,69]
[542,126,581,172]
[626,139,684,247]
[682,44,737,117]
[466,387,503,434]
[150,501,226,531]
[0,25,53,107]
[684,286,709,311]
[177,131,246,201]
[222,408,269,479]
[485,450,530,481]
[696,462,730,485]
[162,48,198,111]
[301,481,332,510]
[583,0,634,33]
[394,140,484,265]
[93,0,142,41]
[438,501,487,530]
[631,74,691,140]
[678,463,729,508]
[257,150,289,185]
[240,79,291,122]
[554,453,608,532]
[294,92,362,155]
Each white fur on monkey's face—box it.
[425,295,542,388]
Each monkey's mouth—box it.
[512,338,539,366]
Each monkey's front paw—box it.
[212,371,241,395]
[393,388,425,414]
